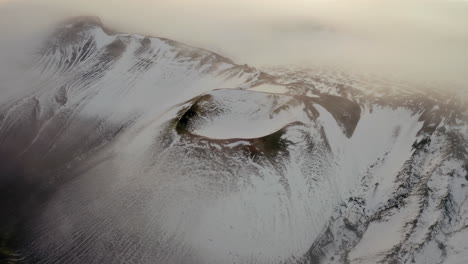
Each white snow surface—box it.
[0,18,467,264]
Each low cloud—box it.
[0,0,467,92]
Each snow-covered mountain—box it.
[0,17,467,264]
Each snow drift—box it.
[0,17,467,264]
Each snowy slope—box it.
[0,17,467,264]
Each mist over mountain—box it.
[0,2,467,264]
[1,0,468,90]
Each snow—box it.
[349,208,407,262]
[90,27,115,50]
[306,90,320,98]
[315,105,424,200]
[1,18,467,264]
[446,227,468,264]
[225,141,250,148]
[191,90,309,139]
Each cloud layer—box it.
[0,0,467,91]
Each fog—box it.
[0,0,467,91]
[0,1,466,262]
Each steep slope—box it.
[0,17,467,264]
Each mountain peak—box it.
[0,15,466,264]
[61,16,103,28]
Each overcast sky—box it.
[0,0,467,89]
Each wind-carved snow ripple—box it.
[2,17,466,264]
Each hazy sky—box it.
[0,0,467,88]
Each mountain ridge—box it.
[0,17,466,264]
